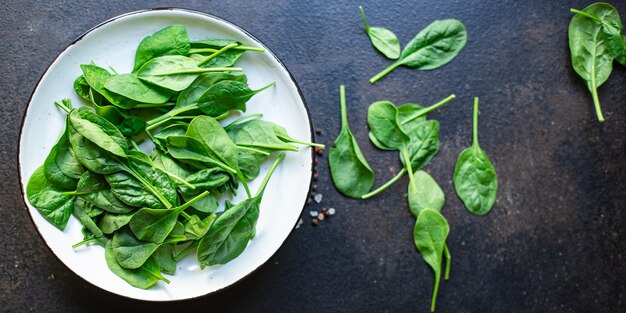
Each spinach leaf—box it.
[72,199,103,238]
[136,55,242,92]
[105,240,169,289]
[175,73,248,114]
[413,209,449,313]
[359,6,400,59]
[44,120,84,190]
[453,98,497,216]
[569,4,614,122]
[227,119,298,151]
[133,24,190,72]
[195,81,275,117]
[197,153,284,267]
[26,166,74,230]
[402,120,440,170]
[73,75,91,100]
[151,149,193,186]
[129,191,209,243]
[407,170,444,216]
[69,108,128,158]
[189,39,249,67]
[236,147,270,181]
[184,214,217,240]
[99,211,135,234]
[153,244,177,275]
[75,172,135,214]
[179,168,230,197]
[166,135,237,174]
[92,104,146,137]
[571,4,625,65]
[328,85,374,198]
[112,227,160,269]
[68,123,125,174]
[81,64,138,109]
[104,74,171,104]
[370,19,467,83]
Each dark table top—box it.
[2,1,625,312]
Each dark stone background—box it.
[1,0,625,312]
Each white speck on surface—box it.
[328,208,336,215]
[314,193,323,203]
[296,218,303,229]
[309,210,318,217]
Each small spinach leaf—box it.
[133,24,190,72]
[359,6,400,59]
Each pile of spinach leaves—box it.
[26,25,323,289]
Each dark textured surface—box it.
[2,0,625,312]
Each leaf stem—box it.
[166,172,195,189]
[402,146,418,193]
[431,271,441,312]
[255,153,285,198]
[197,43,238,66]
[359,6,370,31]
[402,94,456,125]
[153,67,242,76]
[54,100,71,113]
[175,191,209,212]
[223,113,264,131]
[276,134,325,148]
[133,102,174,109]
[174,241,199,261]
[369,61,401,84]
[473,97,479,146]
[121,163,173,209]
[239,172,252,198]
[361,168,407,199]
[590,75,605,122]
[189,45,265,54]
[444,244,451,280]
[570,8,601,23]
[236,145,270,156]
[339,85,348,129]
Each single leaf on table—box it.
[359,6,400,59]
[197,154,284,267]
[105,240,168,289]
[413,209,449,313]
[133,24,190,72]
[569,3,614,122]
[453,98,497,216]
[571,3,625,65]
[104,74,172,104]
[407,170,445,217]
[370,19,467,83]
[26,166,74,230]
[328,85,374,198]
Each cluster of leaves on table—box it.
[26,25,322,289]
[569,2,626,122]
[329,8,498,312]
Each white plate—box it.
[18,8,313,301]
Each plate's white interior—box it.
[18,9,312,301]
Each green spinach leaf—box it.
[26,166,74,230]
[359,6,400,59]
[133,24,190,72]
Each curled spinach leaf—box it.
[359,6,400,59]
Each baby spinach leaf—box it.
[197,154,284,267]
[129,191,208,243]
[92,104,146,137]
[73,75,91,100]
[104,74,172,104]
[189,39,248,67]
[44,121,84,190]
[196,81,275,117]
[81,64,138,109]
[137,55,241,92]
[227,119,298,151]
[72,199,103,238]
[182,192,218,214]
[184,214,217,240]
[69,108,128,158]
[571,4,624,65]
[151,149,193,186]
[153,244,177,275]
[370,19,467,83]
[186,116,240,172]
[453,98,497,216]
[166,135,237,173]
[68,123,125,174]
[26,166,74,230]
[402,119,440,170]
[359,6,400,59]
[413,209,449,313]
[569,3,614,122]
[236,147,269,181]
[179,168,230,197]
[407,170,445,217]
[98,211,135,234]
[75,172,135,214]
[112,227,160,269]
[329,85,374,198]
[133,24,190,72]
[105,240,168,289]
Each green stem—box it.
[64,190,93,196]
[189,45,265,54]
[276,134,325,148]
[133,102,174,109]
[54,100,71,113]
[224,113,264,131]
[359,6,370,31]
[238,172,252,198]
[590,74,605,122]
[361,168,407,199]
[444,244,451,280]
[214,111,230,121]
[129,140,141,151]
[255,81,276,93]
[431,272,441,312]
[121,163,173,209]
[401,146,418,194]
[369,61,401,84]
[108,66,119,75]
[146,105,197,128]
[153,67,242,76]
[339,85,348,129]
[237,145,270,156]
[570,9,602,22]
[197,43,238,66]
[174,241,199,261]
[180,211,192,220]
[402,94,456,125]
[146,269,170,284]
[255,153,286,198]
[166,172,195,189]
[175,191,209,212]
[144,129,165,152]
[472,97,479,145]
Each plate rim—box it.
[16,7,315,301]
